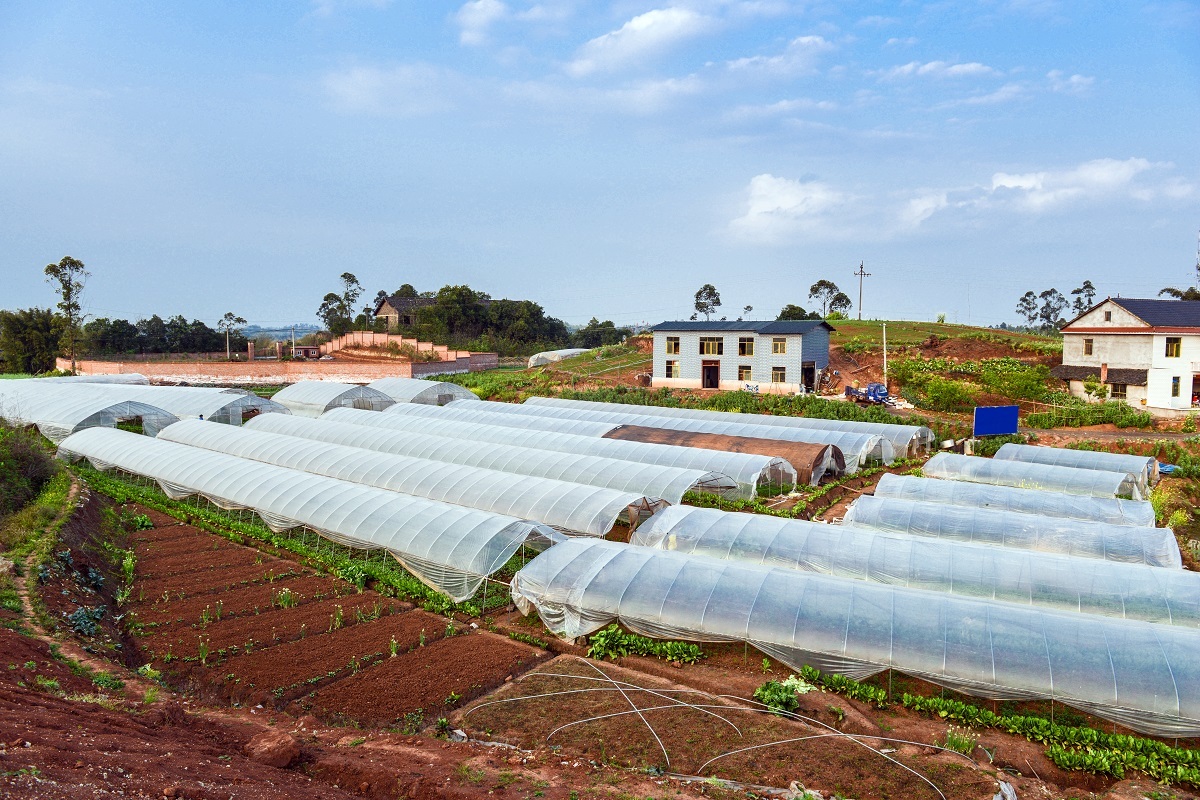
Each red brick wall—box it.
[59,358,479,385]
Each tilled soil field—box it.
[124,509,547,730]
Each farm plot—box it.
[301,630,550,730]
[122,506,549,731]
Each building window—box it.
[1109,383,1127,400]
[772,338,787,355]
[1172,376,1181,397]
[738,337,755,357]
[771,367,786,383]
[665,336,680,355]
[1083,338,1093,356]
[738,365,752,381]
[665,360,678,378]
[699,337,724,355]
[1104,311,1112,321]
[1166,337,1182,358]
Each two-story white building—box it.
[650,320,833,394]
[1053,297,1200,416]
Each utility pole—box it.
[854,261,871,320]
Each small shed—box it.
[272,381,395,418]
[528,348,590,367]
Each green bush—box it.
[0,423,57,517]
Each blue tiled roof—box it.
[1110,298,1200,327]
[651,320,835,334]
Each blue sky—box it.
[2,1,1198,329]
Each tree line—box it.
[317,274,631,355]
[690,279,852,323]
[1,256,251,375]
[1014,280,1096,330]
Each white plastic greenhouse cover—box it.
[528,348,590,367]
[631,505,1200,627]
[923,452,1143,500]
[0,385,179,443]
[272,381,395,418]
[872,473,1157,527]
[158,419,665,536]
[367,377,479,406]
[842,495,1181,567]
[369,405,799,495]
[512,538,1200,736]
[525,396,936,457]
[443,399,894,473]
[246,412,737,503]
[104,385,287,425]
[0,382,287,427]
[994,443,1158,493]
[58,427,554,602]
[385,401,623,437]
[39,373,150,385]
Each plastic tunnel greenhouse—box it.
[872,473,1156,527]
[57,427,555,602]
[367,377,479,406]
[630,505,1200,627]
[511,538,1200,736]
[159,419,666,536]
[842,495,1181,567]
[245,413,737,503]
[993,442,1158,494]
[272,381,395,418]
[105,385,287,425]
[0,384,179,443]
[443,399,893,472]
[359,406,802,493]
[525,396,937,457]
[528,348,590,367]
[923,452,1144,500]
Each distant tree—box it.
[317,272,363,336]
[1015,291,1039,326]
[688,313,698,321]
[218,312,248,360]
[43,255,89,373]
[1159,258,1200,301]
[777,304,818,321]
[828,292,852,317]
[1038,288,1069,329]
[808,280,843,318]
[572,318,631,348]
[393,283,419,298]
[693,284,721,321]
[0,308,60,374]
[1070,280,1097,314]
[742,305,753,320]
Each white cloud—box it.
[321,64,459,116]
[986,157,1178,212]
[877,60,999,80]
[726,35,834,76]
[567,7,714,78]
[857,15,897,26]
[1047,69,1094,94]
[897,192,948,229]
[940,82,1025,106]
[729,173,854,242]
[885,36,918,47]
[455,0,508,45]
[725,96,838,120]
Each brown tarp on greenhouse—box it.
[603,425,844,486]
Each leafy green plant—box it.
[586,624,703,664]
[507,630,549,649]
[91,671,124,692]
[67,606,105,636]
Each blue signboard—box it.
[974,405,1019,437]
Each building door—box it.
[801,363,816,391]
[701,360,720,389]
